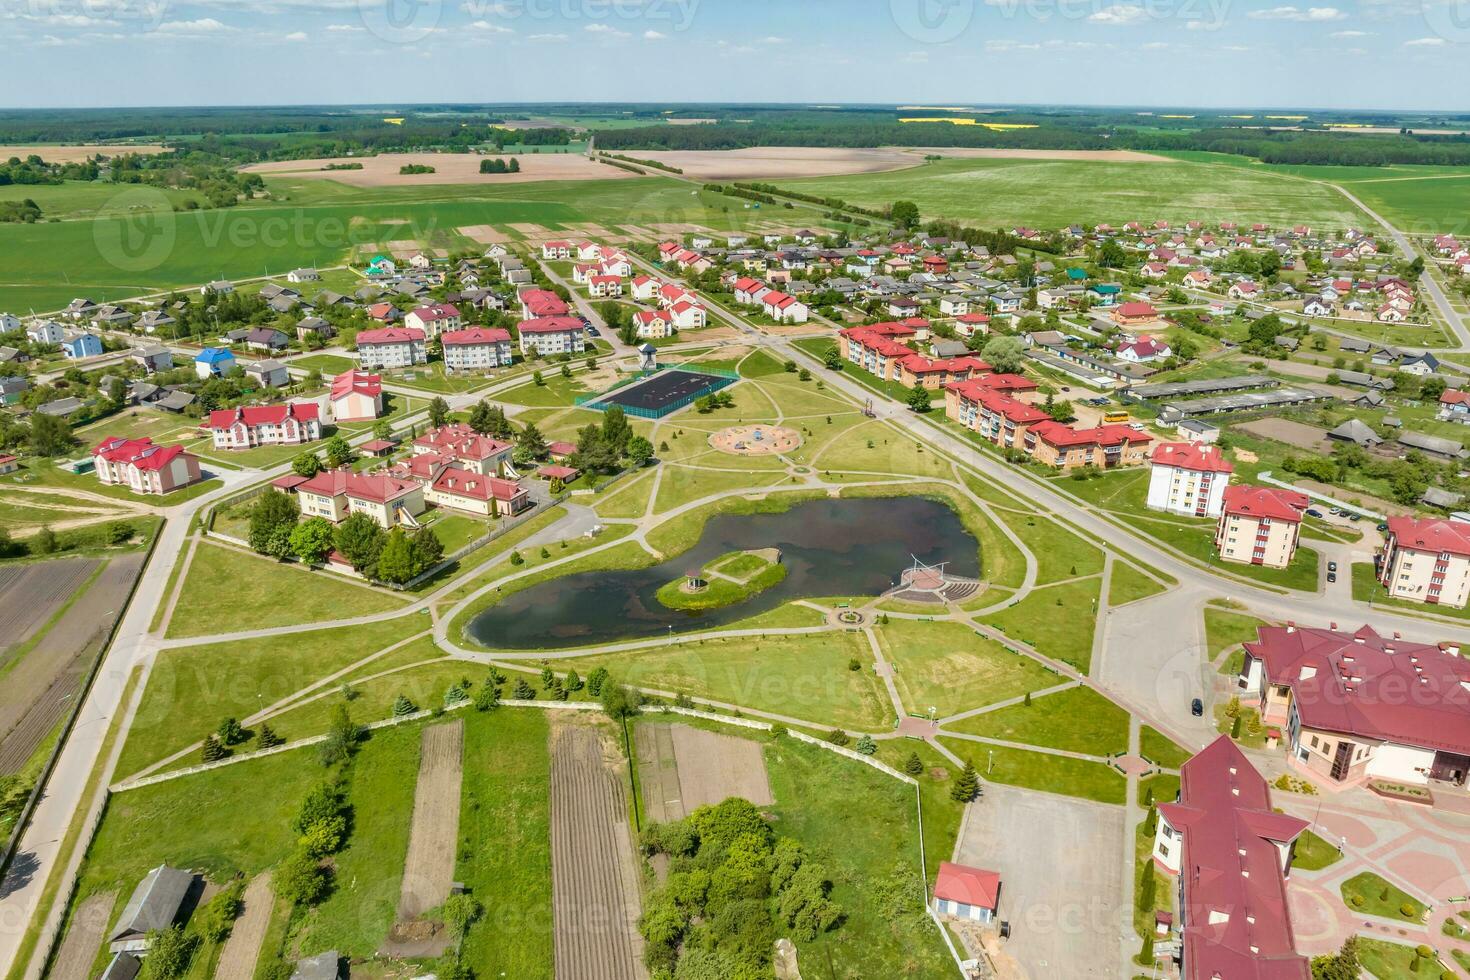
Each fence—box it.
[574,365,740,420]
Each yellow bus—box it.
[1103,411,1130,424]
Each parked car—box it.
[1349,514,1361,522]
[1190,698,1204,717]
[1306,508,1324,519]
[1328,572,1337,583]
[1328,561,1338,572]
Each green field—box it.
[775,156,1366,230]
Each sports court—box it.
[584,367,735,419]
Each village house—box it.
[293,468,425,528]
[634,310,673,340]
[1110,301,1161,328]
[108,865,196,954]
[355,327,427,369]
[441,327,514,373]
[26,320,63,345]
[1116,335,1171,363]
[329,369,383,422]
[761,291,809,324]
[1239,623,1470,790]
[207,402,321,450]
[931,863,1001,926]
[1146,442,1233,518]
[61,333,103,359]
[1214,485,1309,568]
[92,438,202,496]
[404,303,461,338]
[130,345,172,374]
[519,288,570,320]
[194,347,236,378]
[517,316,586,357]
[244,359,288,388]
[389,451,531,517]
[1378,516,1470,608]
[1152,737,1310,980]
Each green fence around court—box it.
[575,365,739,419]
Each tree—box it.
[1248,313,1284,348]
[139,925,195,980]
[376,527,416,584]
[890,200,920,229]
[512,678,535,699]
[372,419,394,441]
[440,894,483,939]
[1422,376,1448,401]
[273,849,329,906]
[950,763,980,802]
[28,413,72,457]
[30,526,57,556]
[627,435,654,467]
[257,724,284,748]
[216,717,246,746]
[249,489,300,556]
[855,734,877,755]
[980,335,1026,373]
[322,434,353,469]
[290,517,335,565]
[1311,937,1361,980]
[292,451,321,478]
[410,525,443,572]
[474,682,500,711]
[428,396,450,428]
[393,693,417,717]
[601,404,633,452]
[822,345,842,371]
[532,369,545,387]
[518,421,548,459]
[201,735,227,763]
[904,752,923,776]
[333,512,385,575]
[587,666,609,696]
[906,383,932,413]
[318,704,359,765]
[571,423,619,475]
[193,881,243,943]
[600,681,640,719]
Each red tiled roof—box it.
[330,369,381,400]
[1440,390,1470,407]
[945,381,1050,424]
[518,316,583,335]
[297,467,418,504]
[356,327,424,345]
[1244,624,1470,758]
[1158,736,1310,980]
[1150,441,1234,475]
[92,436,189,471]
[933,862,1000,910]
[431,464,525,503]
[441,327,512,346]
[413,423,513,462]
[519,289,569,317]
[1386,516,1470,558]
[207,402,319,431]
[1221,485,1309,523]
[272,473,310,491]
[1115,301,1159,318]
[973,373,1037,392]
[548,441,576,457]
[1032,421,1153,448]
[410,303,459,322]
[537,464,579,481]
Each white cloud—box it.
[1330,28,1370,35]
[527,32,566,40]
[326,22,364,31]
[985,38,1041,50]
[469,19,512,32]
[283,29,306,40]
[1088,5,1148,25]
[643,29,665,39]
[1404,35,1446,43]
[1141,40,1169,48]
[584,22,630,38]
[758,35,789,43]
[899,49,929,62]
[154,17,232,33]
[1247,5,1347,19]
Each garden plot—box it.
[636,723,772,823]
[383,720,465,958]
[212,874,273,980]
[550,723,644,980]
[48,889,115,980]
[0,557,99,659]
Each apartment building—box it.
[1378,516,1470,608]
[1214,485,1309,568]
[1147,442,1234,518]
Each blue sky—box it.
[2,0,1465,110]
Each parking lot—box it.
[953,782,1128,978]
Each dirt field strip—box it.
[212,874,273,980]
[637,146,924,181]
[636,724,773,822]
[48,890,115,980]
[0,144,164,163]
[0,558,99,662]
[910,146,1171,163]
[396,720,465,922]
[457,224,511,245]
[633,724,682,824]
[551,724,645,980]
[242,152,633,187]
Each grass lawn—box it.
[875,619,1059,719]
[1133,512,1320,591]
[763,732,956,976]
[565,630,893,730]
[288,353,356,376]
[940,738,1127,805]
[869,737,967,878]
[1294,829,1344,871]
[944,684,1129,756]
[592,467,657,519]
[1138,773,1180,807]
[498,371,590,408]
[6,458,222,505]
[1340,871,1429,923]
[457,708,553,978]
[983,577,1102,673]
[651,462,791,515]
[1204,605,1268,660]
[738,349,787,378]
[116,617,427,778]
[1108,560,1168,606]
[263,661,473,739]
[1353,561,1470,622]
[1132,820,1173,940]
[425,512,490,552]
[1140,726,1192,769]
[165,541,408,639]
[810,419,957,480]
[1357,938,1451,979]
[996,510,1105,586]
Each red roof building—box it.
[931,862,1001,924]
[1378,516,1470,608]
[1216,486,1309,569]
[1028,421,1153,471]
[1153,736,1310,980]
[944,380,1050,450]
[442,327,514,373]
[92,436,202,495]
[1112,301,1160,326]
[330,369,384,423]
[294,467,424,528]
[207,402,322,449]
[519,288,569,319]
[412,423,514,475]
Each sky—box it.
[2,0,1467,110]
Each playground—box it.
[709,425,802,456]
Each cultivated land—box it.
[0,143,164,161]
[243,152,633,186]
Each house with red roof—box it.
[953,312,991,338]
[1110,301,1161,327]
[1378,516,1470,608]
[329,369,383,423]
[518,288,569,320]
[404,303,461,339]
[631,275,663,302]
[356,326,426,369]
[517,316,586,357]
[295,468,425,528]
[442,327,513,373]
[1438,388,1470,422]
[207,403,321,450]
[1152,736,1310,980]
[760,291,809,324]
[1239,623,1470,790]
[943,380,1049,449]
[1028,421,1153,471]
[1147,442,1233,518]
[587,274,623,298]
[541,241,572,260]
[633,310,673,340]
[667,299,707,330]
[931,862,1000,925]
[388,451,530,516]
[1116,335,1172,364]
[732,277,769,307]
[412,423,514,477]
[839,326,916,382]
[92,437,201,495]
[1215,485,1309,569]
[896,354,990,390]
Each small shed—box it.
[290,950,342,980]
[932,861,1001,924]
[109,865,194,953]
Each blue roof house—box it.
[194,347,236,378]
[61,333,103,359]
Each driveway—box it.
[953,783,1128,979]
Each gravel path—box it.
[212,874,272,980]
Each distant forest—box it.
[2,104,1469,168]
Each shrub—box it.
[825,729,850,746]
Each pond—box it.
[465,495,979,649]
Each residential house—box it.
[442,327,513,373]
[207,403,321,449]
[634,310,673,340]
[92,439,202,496]
[194,347,236,378]
[1111,302,1161,328]
[244,359,289,388]
[356,327,427,369]
[761,291,809,324]
[287,267,319,283]
[931,863,1000,925]
[61,333,103,359]
[26,320,63,345]
[412,423,514,476]
[130,345,173,374]
[1028,421,1153,471]
[294,468,425,528]
[329,370,383,422]
[389,452,531,517]
[296,316,335,344]
[108,866,196,954]
[1147,442,1233,518]
[1215,485,1309,569]
[519,288,569,320]
[137,311,175,335]
[517,317,585,357]
[246,327,289,353]
[1327,418,1382,448]
[1400,352,1441,376]
[405,303,461,339]
[1439,389,1470,422]
[1116,336,1172,363]
[944,380,1050,450]
[1398,431,1466,460]
[0,375,27,406]
[1378,516,1470,607]
[668,300,706,330]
